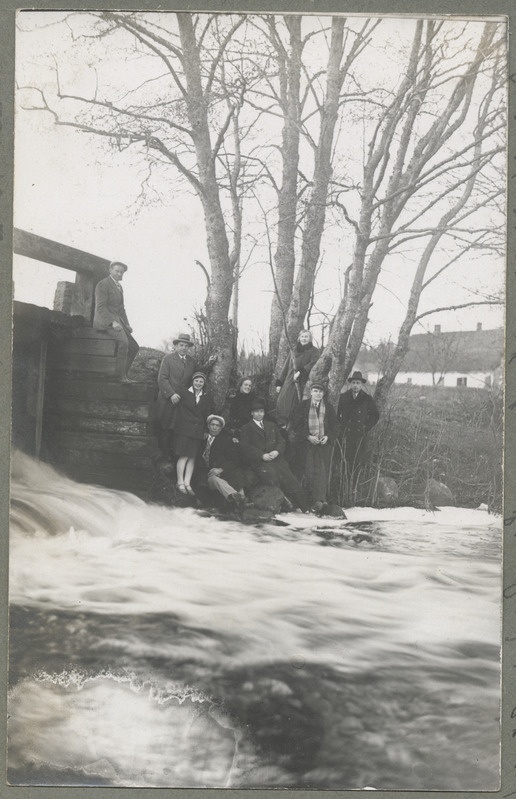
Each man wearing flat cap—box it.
[93,261,139,382]
[337,370,380,502]
[239,397,309,512]
[195,415,251,508]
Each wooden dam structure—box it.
[12,229,161,497]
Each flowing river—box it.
[8,451,501,790]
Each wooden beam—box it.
[13,228,110,277]
[34,340,47,459]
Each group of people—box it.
[153,329,380,513]
[92,261,380,512]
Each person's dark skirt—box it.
[172,434,202,458]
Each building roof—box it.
[356,326,504,375]
[401,327,503,372]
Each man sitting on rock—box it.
[239,398,309,513]
[197,415,252,508]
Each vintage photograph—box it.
[9,10,505,790]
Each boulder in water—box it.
[248,485,285,513]
[377,476,399,506]
[321,503,347,520]
[426,478,455,506]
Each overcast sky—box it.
[13,11,506,352]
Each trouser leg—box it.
[208,473,238,500]
[275,460,309,511]
[126,334,139,373]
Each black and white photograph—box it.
[8,9,506,790]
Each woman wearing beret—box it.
[172,371,211,496]
[275,330,319,430]
[293,382,338,512]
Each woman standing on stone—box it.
[275,330,319,431]
[293,382,338,513]
[172,372,211,496]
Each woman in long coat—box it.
[293,382,338,512]
[275,330,319,430]
[172,372,211,496]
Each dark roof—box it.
[356,327,504,374]
[401,328,503,372]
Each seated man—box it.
[198,414,251,507]
[239,397,309,513]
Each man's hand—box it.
[268,450,279,460]
[208,468,223,477]
[262,453,273,461]
[320,435,328,445]
[276,385,281,393]
[170,393,181,405]
[112,321,122,331]
[308,435,320,445]
[293,371,300,382]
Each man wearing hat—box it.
[156,333,199,456]
[239,397,309,512]
[93,261,139,382]
[292,382,338,513]
[195,415,250,507]
[337,371,380,501]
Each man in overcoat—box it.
[196,415,252,507]
[93,261,139,381]
[337,370,380,500]
[155,332,198,456]
[239,397,309,512]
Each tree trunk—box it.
[269,16,302,366]
[275,17,346,375]
[177,14,234,407]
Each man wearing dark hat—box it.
[196,415,250,507]
[337,371,380,501]
[156,333,199,456]
[239,398,309,512]
[93,261,139,382]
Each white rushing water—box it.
[8,451,501,790]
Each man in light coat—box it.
[93,261,139,381]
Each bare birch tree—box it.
[308,20,505,403]
[19,11,253,405]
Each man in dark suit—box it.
[337,370,380,501]
[239,397,309,512]
[196,415,251,507]
[155,332,198,456]
[93,261,139,382]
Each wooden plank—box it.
[67,328,119,340]
[50,416,151,437]
[53,430,159,455]
[51,338,117,356]
[56,449,157,470]
[47,353,119,373]
[34,341,47,459]
[45,397,152,421]
[13,228,110,277]
[46,379,156,402]
[63,467,153,494]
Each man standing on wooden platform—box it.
[93,261,139,382]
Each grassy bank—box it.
[355,385,503,511]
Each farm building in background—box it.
[356,324,504,389]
